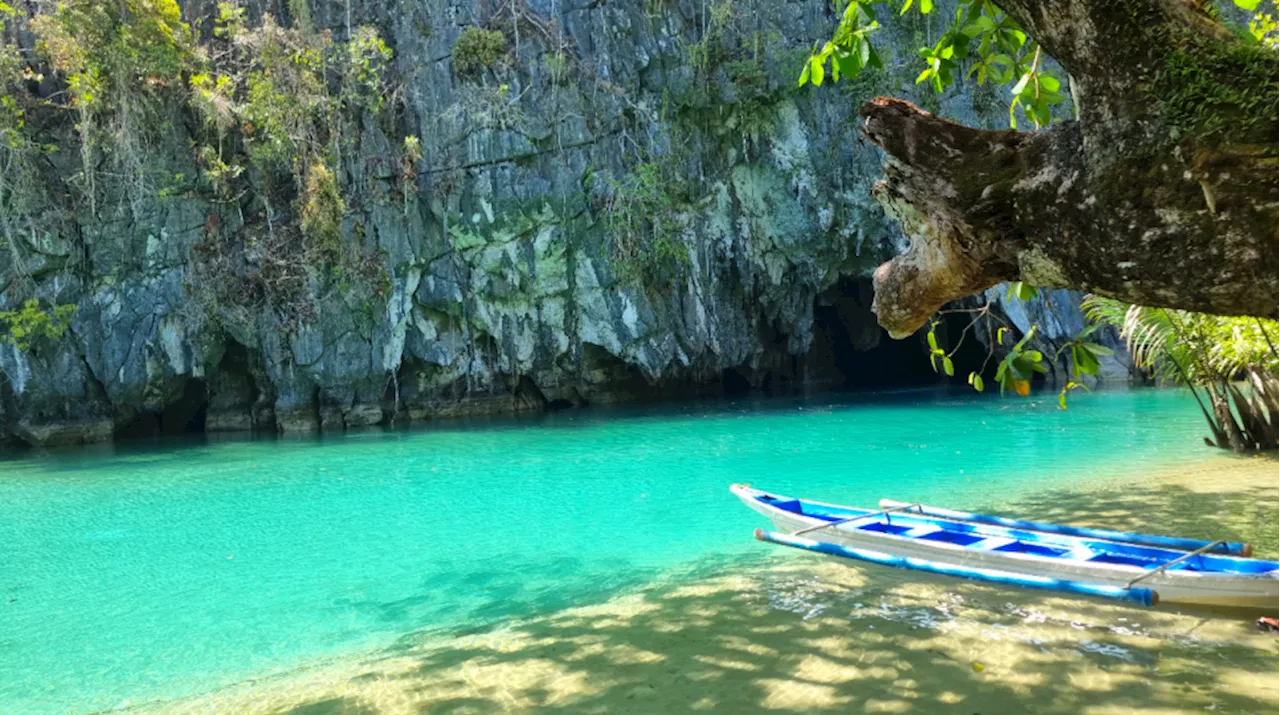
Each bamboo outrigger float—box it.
[732,485,1279,609]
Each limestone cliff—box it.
[0,0,1124,446]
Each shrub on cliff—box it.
[452,27,507,77]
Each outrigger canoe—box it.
[732,485,1279,609]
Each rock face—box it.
[0,0,1128,447]
[975,287,1133,387]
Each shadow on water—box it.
[275,698,378,715]
[184,474,1279,715]
[334,555,680,644]
[992,461,1280,560]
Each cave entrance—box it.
[721,367,753,396]
[809,278,987,389]
[114,378,208,439]
[163,378,209,434]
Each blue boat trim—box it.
[750,492,1279,576]
[879,500,1251,557]
[754,528,1160,607]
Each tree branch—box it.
[859,0,1278,338]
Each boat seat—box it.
[901,525,943,538]
[800,516,880,533]
[969,537,1017,551]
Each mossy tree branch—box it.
[859,0,1278,338]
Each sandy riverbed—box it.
[147,454,1278,715]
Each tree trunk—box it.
[860,0,1279,338]
[1207,383,1248,452]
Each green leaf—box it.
[810,56,825,86]
[1082,342,1114,357]
[1008,359,1030,381]
[1234,0,1262,10]
[929,352,939,372]
[920,0,933,13]
[1022,350,1043,363]
[900,0,915,14]
[1010,73,1031,96]
[973,374,984,392]
[1010,281,1038,301]
[1034,103,1052,126]
[798,61,811,87]
[942,355,954,376]
[1038,74,1060,92]
[1076,349,1100,375]
[927,330,938,350]
[963,15,995,36]
[867,44,883,70]
[915,67,933,84]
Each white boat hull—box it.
[734,487,1279,609]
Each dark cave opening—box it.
[721,367,753,396]
[809,278,989,390]
[511,374,548,411]
[208,341,272,431]
[115,378,209,439]
[164,378,209,434]
[833,326,940,388]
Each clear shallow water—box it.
[0,387,1234,712]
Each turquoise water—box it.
[0,387,1226,713]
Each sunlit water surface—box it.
[0,387,1262,712]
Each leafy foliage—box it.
[32,0,198,211]
[0,5,30,149]
[195,6,390,178]
[1082,298,1278,386]
[992,325,1046,396]
[32,0,195,109]
[300,162,345,262]
[923,305,1049,396]
[400,134,422,211]
[1084,296,1279,451]
[668,0,791,150]
[1148,25,1279,142]
[0,300,77,351]
[1236,0,1280,47]
[926,285,1116,408]
[799,0,1065,128]
[0,5,53,263]
[601,162,691,288]
[452,27,507,77]
[178,3,399,328]
[443,82,525,130]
